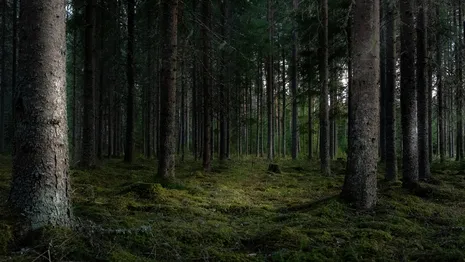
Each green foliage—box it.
[1,158,465,261]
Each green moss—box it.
[1,158,465,261]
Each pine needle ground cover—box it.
[0,156,465,261]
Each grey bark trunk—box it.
[342,0,380,210]
[10,0,72,232]
[400,0,419,187]
[158,0,178,182]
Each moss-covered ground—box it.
[1,156,465,261]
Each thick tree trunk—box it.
[158,0,178,182]
[385,0,397,181]
[319,0,330,175]
[10,0,72,232]
[308,91,313,159]
[417,0,431,179]
[400,0,419,187]
[342,0,379,210]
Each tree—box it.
[385,0,397,181]
[319,0,330,175]
[81,0,96,168]
[267,0,275,161]
[9,0,72,232]
[202,0,212,171]
[400,0,419,187]
[437,4,445,163]
[124,0,135,163]
[342,0,380,209]
[417,0,430,179]
[158,0,179,182]
[291,0,299,160]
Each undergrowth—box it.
[0,156,464,261]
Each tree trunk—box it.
[202,0,212,171]
[124,0,135,163]
[267,0,274,161]
[437,5,445,163]
[319,0,330,175]
[455,1,463,161]
[282,49,286,157]
[342,0,379,210]
[417,0,431,179]
[400,0,419,187]
[158,0,178,182]
[10,0,72,232]
[81,0,97,168]
[291,0,299,160]
[0,0,6,153]
[385,0,397,181]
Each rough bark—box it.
[342,0,379,210]
[319,0,330,175]
[158,0,178,182]
[400,0,419,187]
[10,0,72,232]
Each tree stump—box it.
[268,164,281,174]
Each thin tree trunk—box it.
[202,0,212,171]
[437,4,445,162]
[417,0,431,179]
[385,0,397,181]
[319,0,330,175]
[158,0,178,182]
[400,0,419,187]
[81,0,96,168]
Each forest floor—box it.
[0,156,465,261]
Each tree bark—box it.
[10,0,72,232]
[124,0,135,163]
[202,0,212,171]
[437,5,445,163]
[291,0,299,160]
[158,0,178,182]
[81,0,96,168]
[342,0,380,210]
[385,0,397,181]
[319,0,330,175]
[417,0,431,179]
[400,0,419,187]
